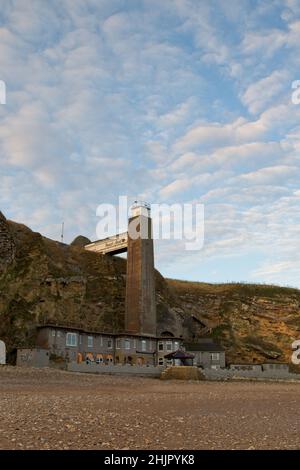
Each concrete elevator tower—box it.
[125,202,157,337]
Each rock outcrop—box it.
[70,235,91,247]
[0,212,16,273]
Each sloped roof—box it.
[184,341,225,352]
[164,349,195,359]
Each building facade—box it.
[17,348,49,368]
[184,339,226,369]
[36,325,182,366]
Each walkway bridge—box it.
[85,232,128,255]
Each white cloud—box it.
[242,20,300,58]
[252,259,300,285]
[0,0,300,286]
[174,103,300,153]
[239,164,298,185]
[159,178,191,199]
[157,98,195,128]
[241,70,290,114]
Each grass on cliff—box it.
[166,279,300,299]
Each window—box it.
[106,354,113,363]
[141,340,147,352]
[88,336,93,348]
[52,330,56,337]
[116,339,121,349]
[158,341,164,351]
[158,358,164,366]
[166,341,172,352]
[174,341,179,350]
[66,332,77,347]
[133,339,137,349]
[107,339,112,349]
[96,355,103,364]
[57,331,60,338]
[79,335,82,344]
[211,353,220,361]
[124,339,130,350]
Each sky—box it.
[0,0,300,287]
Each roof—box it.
[164,349,195,359]
[37,324,179,340]
[37,324,115,336]
[184,341,225,352]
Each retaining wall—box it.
[67,362,162,377]
[203,368,300,381]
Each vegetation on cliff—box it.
[167,279,300,364]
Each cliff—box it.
[0,212,299,365]
[167,280,300,364]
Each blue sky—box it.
[0,0,300,287]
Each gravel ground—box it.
[0,366,300,450]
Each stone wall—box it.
[68,362,163,377]
[203,367,300,381]
[17,348,50,368]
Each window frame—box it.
[66,332,77,347]
[211,352,220,361]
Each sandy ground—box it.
[0,366,300,450]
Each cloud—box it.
[159,178,191,199]
[239,164,298,185]
[251,258,300,285]
[170,141,284,175]
[157,97,195,128]
[242,20,300,58]
[174,103,300,153]
[241,70,290,114]
[0,0,300,286]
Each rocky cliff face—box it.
[167,280,300,364]
[0,214,299,366]
[0,212,16,273]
